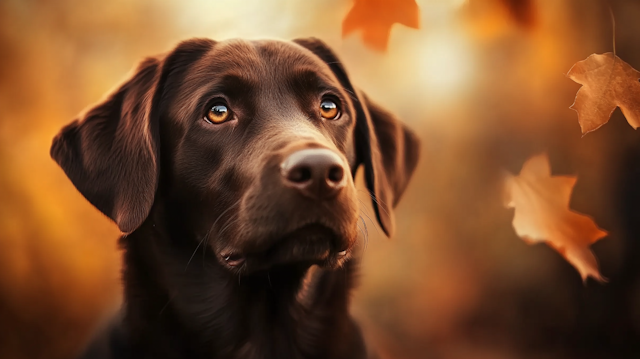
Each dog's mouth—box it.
[219,223,351,274]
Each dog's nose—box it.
[281,148,346,200]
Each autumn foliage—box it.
[568,53,640,134]
[504,154,608,282]
[341,0,639,285]
[342,0,419,51]
[3,0,640,358]
[501,52,640,283]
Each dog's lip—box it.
[220,223,350,272]
[221,253,246,267]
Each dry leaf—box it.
[504,153,608,282]
[567,52,640,134]
[342,0,420,51]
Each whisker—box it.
[217,216,241,238]
[358,188,392,209]
[203,199,242,261]
[360,215,369,243]
[158,293,176,317]
[358,189,392,219]
[340,86,357,100]
[356,218,367,254]
[357,198,381,237]
[360,216,369,249]
[185,237,206,272]
[185,199,242,271]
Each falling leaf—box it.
[567,52,640,134]
[342,0,420,51]
[504,153,608,283]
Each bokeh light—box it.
[2,0,640,358]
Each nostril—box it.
[281,148,347,199]
[287,166,312,183]
[327,165,344,184]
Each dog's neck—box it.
[118,212,364,359]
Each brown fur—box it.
[51,37,419,359]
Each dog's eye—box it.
[319,99,340,120]
[205,103,231,124]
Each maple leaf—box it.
[342,0,420,51]
[504,153,608,283]
[567,52,640,134]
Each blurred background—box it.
[1,0,640,358]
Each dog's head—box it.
[51,38,419,275]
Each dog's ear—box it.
[294,38,420,237]
[355,92,421,237]
[51,39,215,234]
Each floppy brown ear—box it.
[293,38,420,237]
[355,92,420,237]
[51,39,215,234]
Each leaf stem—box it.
[607,2,616,57]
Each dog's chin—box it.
[218,223,354,275]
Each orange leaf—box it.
[504,154,608,283]
[567,52,640,134]
[342,0,420,51]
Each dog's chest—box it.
[231,337,306,359]
[227,299,327,359]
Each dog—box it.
[51,37,419,359]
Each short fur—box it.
[51,38,420,359]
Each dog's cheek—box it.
[196,154,259,251]
[217,167,248,199]
[171,131,226,191]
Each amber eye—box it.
[319,99,340,120]
[205,103,230,124]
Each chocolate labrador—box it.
[51,37,419,359]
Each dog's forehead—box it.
[186,39,337,87]
[168,39,342,122]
